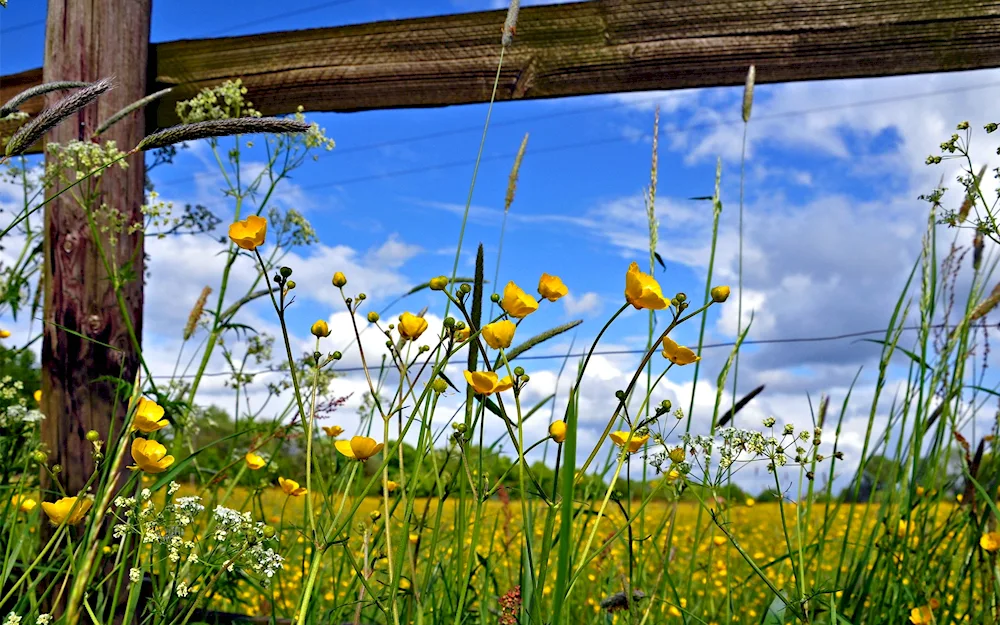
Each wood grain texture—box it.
[3,0,999,150]
[40,0,149,500]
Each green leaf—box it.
[859,338,930,370]
[761,591,788,625]
[149,430,244,491]
[496,319,582,367]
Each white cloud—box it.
[562,291,601,317]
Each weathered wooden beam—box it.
[3,0,1000,150]
[40,0,148,512]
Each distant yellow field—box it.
[175,484,920,621]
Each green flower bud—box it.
[367,311,380,323]
[429,276,449,291]
[85,430,100,442]
[279,266,293,278]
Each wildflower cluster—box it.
[673,420,834,487]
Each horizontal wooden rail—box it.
[3,0,1000,152]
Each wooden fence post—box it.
[40,0,150,501]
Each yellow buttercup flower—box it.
[41,496,92,526]
[132,397,168,433]
[909,605,934,624]
[228,215,267,250]
[322,425,344,437]
[128,438,175,474]
[712,535,727,547]
[668,447,686,463]
[278,477,307,496]
[463,370,514,395]
[548,420,567,444]
[0,330,10,339]
[624,262,668,310]
[33,389,41,404]
[245,452,266,470]
[915,485,925,496]
[335,436,384,461]
[454,327,471,342]
[310,319,331,338]
[745,498,755,507]
[398,312,429,341]
[482,320,516,350]
[610,430,650,454]
[501,281,539,318]
[980,531,1000,552]
[538,273,568,302]
[385,480,399,493]
[661,336,700,366]
[12,495,36,513]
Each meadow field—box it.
[2,5,1000,624]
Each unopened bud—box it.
[367,311,380,323]
[279,266,293,278]
[85,430,100,442]
[710,286,730,303]
[429,276,449,291]
[332,271,347,288]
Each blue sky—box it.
[3,0,999,494]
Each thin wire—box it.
[0,18,45,35]
[149,323,978,378]
[201,0,360,37]
[147,78,1000,191]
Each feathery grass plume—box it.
[969,282,1000,323]
[4,78,114,157]
[94,87,173,137]
[184,286,212,340]
[742,65,756,123]
[646,106,660,270]
[501,320,582,364]
[136,118,310,151]
[504,133,528,212]
[957,164,987,223]
[0,80,89,119]
[502,0,520,48]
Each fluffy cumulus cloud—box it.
[562,291,602,317]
